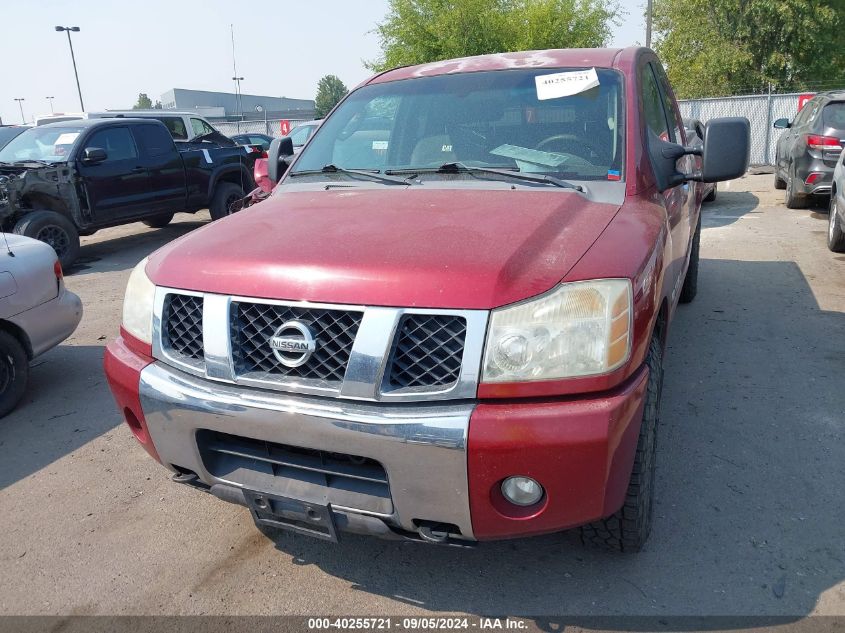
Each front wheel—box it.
[142,212,175,228]
[828,196,845,252]
[580,335,664,552]
[13,211,81,269]
[0,331,29,419]
[209,183,246,221]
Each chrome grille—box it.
[162,294,204,361]
[231,302,362,382]
[387,314,467,389]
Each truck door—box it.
[132,123,187,214]
[641,61,693,302]
[76,125,153,224]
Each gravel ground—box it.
[1,175,843,623]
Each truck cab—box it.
[104,48,749,551]
[0,118,254,267]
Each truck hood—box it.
[147,188,620,309]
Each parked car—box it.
[104,47,748,551]
[683,118,717,202]
[773,91,845,208]
[35,111,230,144]
[828,150,845,251]
[0,118,257,267]
[286,120,321,153]
[0,126,29,151]
[0,234,82,417]
[230,133,274,152]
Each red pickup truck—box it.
[105,47,749,551]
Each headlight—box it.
[482,279,632,382]
[122,257,156,344]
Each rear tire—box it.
[580,335,663,553]
[13,211,80,269]
[828,196,845,252]
[142,212,175,228]
[0,331,29,419]
[785,163,806,209]
[678,215,701,304]
[209,183,245,221]
[774,161,786,190]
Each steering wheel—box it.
[534,134,604,163]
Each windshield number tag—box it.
[535,68,600,101]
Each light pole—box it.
[232,76,244,121]
[46,96,55,113]
[13,98,25,124]
[55,26,84,111]
[645,0,653,48]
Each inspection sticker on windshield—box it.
[535,68,599,100]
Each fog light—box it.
[501,476,544,506]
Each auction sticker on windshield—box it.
[535,67,599,100]
[54,133,80,145]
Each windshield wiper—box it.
[291,164,415,186]
[389,162,583,191]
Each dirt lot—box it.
[1,174,843,620]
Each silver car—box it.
[829,151,845,252]
[0,234,82,417]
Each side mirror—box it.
[267,136,295,184]
[773,118,791,129]
[82,147,107,164]
[700,117,750,183]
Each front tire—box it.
[142,212,175,228]
[581,335,664,552]
[209,183,245,221]
[0,331,29,419]
[828,195,845,252]
[774,162,786,190]
[703,184,717,202]
[678,215,701,304]
[13,211,81,269]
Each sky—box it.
[0,0,645,126]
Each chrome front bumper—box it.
[139,362,476,540]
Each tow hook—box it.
[417,525,450,543]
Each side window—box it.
[641,64,670,143]
[653,63,684,143]
[134,124,175,157]
[191,118,215,136]
[85,127,138,161]
[156,117,188,140]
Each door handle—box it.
[130,167,145,174]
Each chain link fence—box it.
[214,119,308,137]
[677,92,814,166]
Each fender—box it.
[205,164,255,201]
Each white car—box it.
[35,111,222,143]
[0,234,82,417]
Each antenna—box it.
[1,231,14,257]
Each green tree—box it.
[133,93,153,109]
[314,75,349,118]
[653,0,845,98]
[367,0,620,72]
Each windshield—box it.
[0,126,85,163]
[291,68,624,182]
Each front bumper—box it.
[104,336,649,542]
[10,287,82,358]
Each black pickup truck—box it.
[0,118,256,267]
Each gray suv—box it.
[774,92,845,208]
